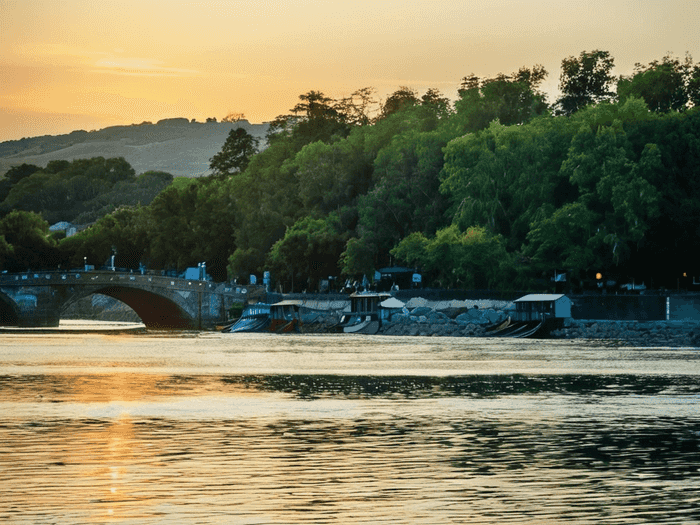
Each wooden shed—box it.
[513,294,572,322]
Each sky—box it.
[1,0,699,142]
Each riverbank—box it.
[303,297,700,347]
[550,319,700,348]
[61,293,700,347]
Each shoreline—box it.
[300,298,700,348]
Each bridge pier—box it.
[0,283,64,327]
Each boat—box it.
[221,303,271,333]
[268,300,303,333]
[488,294,572,338]
[338,292,393,334]
[490,319,544,338]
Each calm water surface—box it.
[1,323,700,524]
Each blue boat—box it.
[222,303,271,333]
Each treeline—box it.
[2,50,700,292]
[0,158,173,225]
[0,158,173,272]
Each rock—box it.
[483,309,503,324]
[391,313,411,324]
[410,306,433,317]
[455,313,472,325]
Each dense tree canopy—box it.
[0,157,171,224]
[4,49,700,294]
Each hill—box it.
[0,118,269,178]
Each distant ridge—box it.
[0,119,269,178]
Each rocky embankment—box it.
[551,319,700,348]
[379,304,507,337]
[306,297,700,347]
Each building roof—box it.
[349,292,392,299]
[271,300,302,307]
[377,266,415,274]
[514,294,569,303]
[49,221,72,231]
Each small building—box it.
[513,294,572,322]
[349,292,392,316]
[48,221,81,237]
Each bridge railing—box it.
[1,270,260,297]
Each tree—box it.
[0,164,42,207]
[267,214,347,292]
[60,206,148,270]
[266,90,352,148]
[142,177,239,280]
[0,157,150,224]
[3,163,41,185]
[291,91,342,121]
[441,116,576,250]
[378,86,419,120]
[453,65,549,132]
[339,236,375,278]
[290,130,374,216]
[356,128,451,265]
[548,100,662,274]
[222,112,246,123]
[209,127,259,176]
[618,53,700,112]
[337,87,379,126]
[556,50,616,115]
[391,225,512,289]
[0,210,58,271]
[523,202,602,278]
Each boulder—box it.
[410,306,433,317]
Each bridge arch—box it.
[63,285,195,329]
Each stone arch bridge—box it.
[0,270,264,329]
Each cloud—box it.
[93,57,199,77]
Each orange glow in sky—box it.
[1,0,699,142]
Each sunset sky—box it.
[2,0,699,142]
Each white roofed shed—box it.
[513,294,572,322]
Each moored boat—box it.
[221,303,271,333]
[268,300,303,333]
[338,292,393,334]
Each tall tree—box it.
[556,50,616,115]
[209,127,259,176]
[337,87,379,126]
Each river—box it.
[1,322,699,524]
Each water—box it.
[2,323,700,524]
